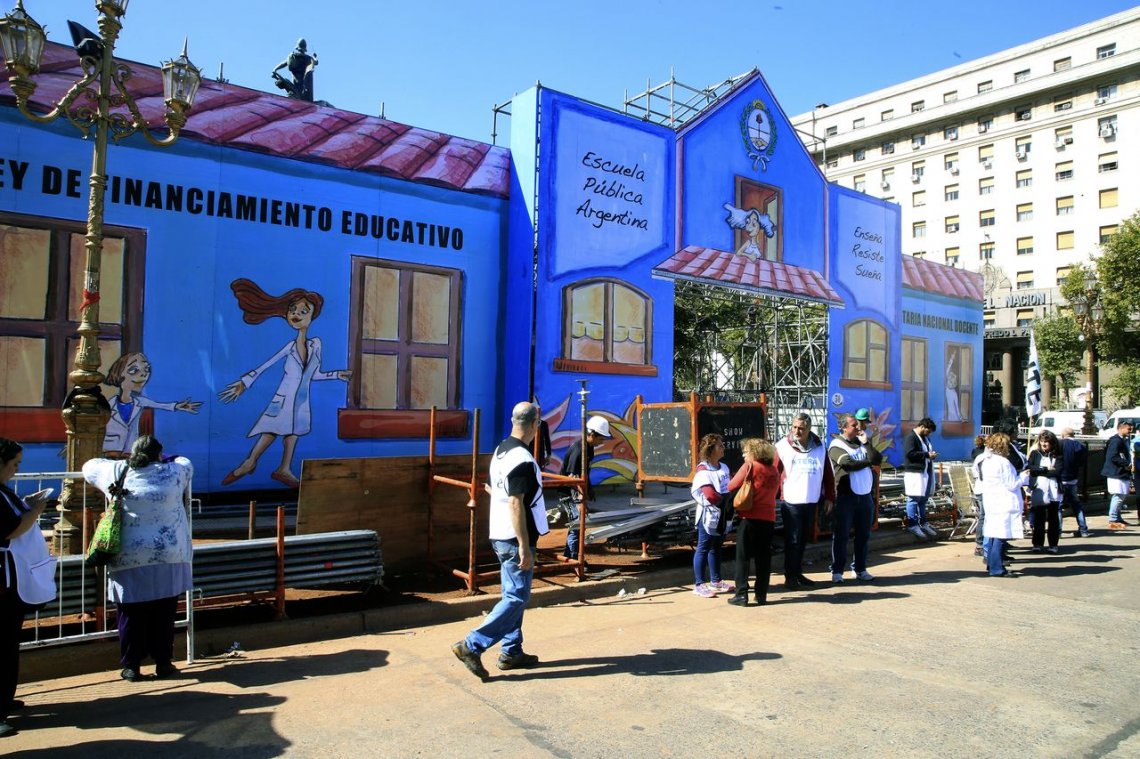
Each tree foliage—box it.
[1094,210,1140,364]
[1033,311,1082,396]
[1104,364,1140,408]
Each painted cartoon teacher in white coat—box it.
[218,279,350,488]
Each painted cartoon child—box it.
[723,203,776,261]
[218,279,351,488]
[946,353,963,422]
[102,352,202,455]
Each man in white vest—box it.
[828,413,882,583]
[902,417,939,541]
[452,401,549,680]
[776,412,834,589]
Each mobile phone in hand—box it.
[28,487,54,502]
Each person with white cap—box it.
[559,416,612,562]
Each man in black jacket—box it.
[901,417,939,541]
[827,414,883,583]
[1058,428,1090,536]
[1102,420,1133,528]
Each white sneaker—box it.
[856,570,875,582]
[831,572,844,583]
[908,525,928,541]
[921,523,938,537]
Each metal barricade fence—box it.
[11,470,196,660]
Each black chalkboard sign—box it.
[639,406,694,480]
[697,404,766,475]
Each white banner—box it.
[1025,330,1042,418]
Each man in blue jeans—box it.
[452,401,549,680]
[1058,428,1090,537]
[828,413,882,583]
[1102,420,1133,529]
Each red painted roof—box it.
[654,246,844,306]
[902,256,984,301]
[0,43,510,199]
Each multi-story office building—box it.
[791,8,1138,416]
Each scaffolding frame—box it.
[673,280,830,439]
[623,68,752,129]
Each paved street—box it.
[6,517,1140,758]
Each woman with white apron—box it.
[0,438,58,738]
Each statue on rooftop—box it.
[271,39,318,102]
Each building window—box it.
[911,100,925,113]
[0,214,144,442]
[980,242,994,260]
[912,190,926,207]
[912,134,926,149]
[944,152,958,173]
[944,343,973,431]
[881,109,894,121]
[1016,169,1032,188]
[853,117,865,129]
[979,209,995,228]
[1097,43,1116,59]
[1056,196,1074,215]
[1056,231,1074,250]
[979,177,994,195]
[881,169,894,189]
[1014,69,1030,84]
[945,215,960,234]
[1016,203,1033,222]
[913,221,926,238]
[881,140,895,155]
[1054,125,1073,147]
[1056,267,1071,287]
[912,160,925,180]
[1055,161,1073,181]
[978,143,993,164]
[853,148,866,162]
[1098,152,1118,173]
[825,125,838,137]
[1015,106,1032,121]
[901,337,927,422]
[944,126,958,141]
[1016,309,1035,328]
[944,91,958,104]
[1053,95,1073,112]
[984,313,996,328]
[1097,83,1118,101]
[826,157,838,169]
[945,184,959,201]
[1053,57,1071,72]
[912,251,926,260]
[854,174,866,193]
[1098,115,1117,139]
[1015,135,1032,158]
[1016,271,1034,290]
[978,80,993,94]
[558,278,654,375]
[1099,188,1118,208]
[1100,224,1119,244]
[842,319,889,388]
[1017,237,1034,256]
[347,258,462,427]
[977,116,993,133]
[945,246,960,266]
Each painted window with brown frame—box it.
[841,318,890,389]
[339,256,464,439]
[0,213,143,442]
[943,342,973,436]
[732,177,783,262]
[554,278,656,377]
[901,336,927,429]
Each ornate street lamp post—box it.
[0,0,200,553]
[1068,270,1105,436]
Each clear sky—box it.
[26,0,1140,144]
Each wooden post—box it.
[247,500,257,540]
[274,505,286,620]
[466,409,481,595]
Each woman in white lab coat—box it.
[974,432,1028,577]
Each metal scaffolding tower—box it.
[623,69,752,129]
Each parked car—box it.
[1030,409,1107,437]
[1099,407,1140,439]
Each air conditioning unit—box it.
[979,124,990,133]
[880,180,891,190]
[1015,148,1028,160]
[1055,139,1067,149]
[1100,124,1116,138]
[949,165,959,175]
[911,173,922,183]
[1094,97,1108,106]
[982,159,993,169]
[1018,112,1032,121]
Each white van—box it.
[1099,408,1140,439]
[1030,409,1107,437]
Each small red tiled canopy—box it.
[0,43,510,199]
[902,256,984,301]
[654,246,844,306]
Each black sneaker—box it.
[0,721,16,738]
[120,668,141,682]
[726,594,748,606]
[796,575,817,587]
[784,578,801,590]
[451,641,489,680]
[496,652,539,671]
[155,662,179,679]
